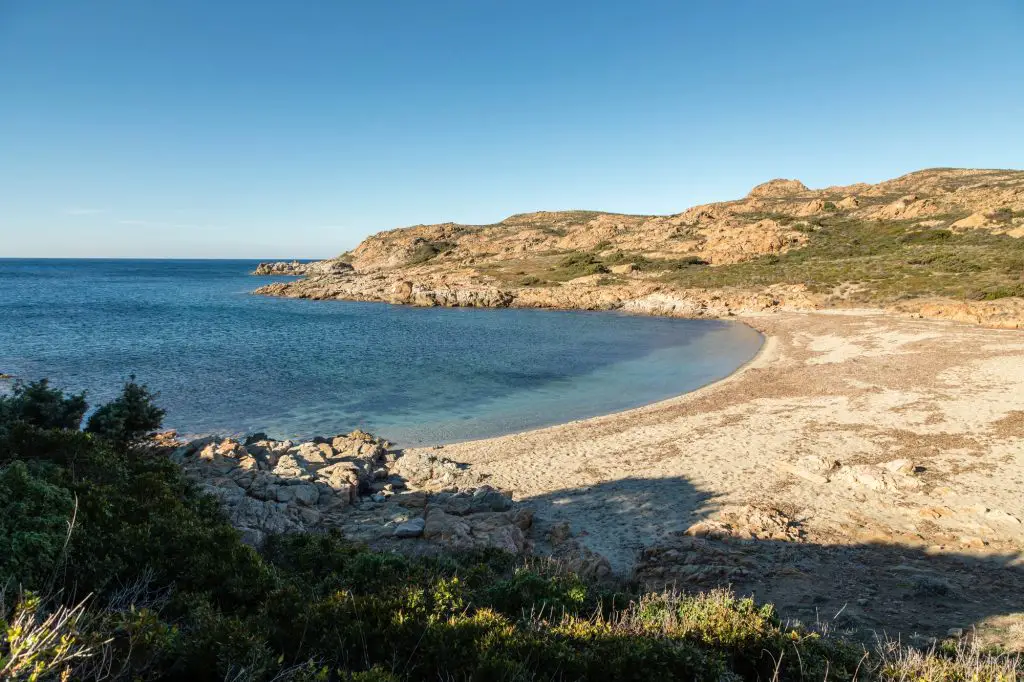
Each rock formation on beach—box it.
[253,167,1024,328]
[161,430,536,558]
[159,428,621,579]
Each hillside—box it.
[255,168,1024,327]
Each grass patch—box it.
[550,252,610,280]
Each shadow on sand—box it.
[520,475,1024,645]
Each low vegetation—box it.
[1,380,1020,680]
[654,214,1024,303]
[491,250,708,286]
[440,205,1024,306]
[406,240,457,266]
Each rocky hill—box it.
[255,168,1024,327]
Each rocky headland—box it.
[253,167,1024,329]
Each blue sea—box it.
[0,259,762,445]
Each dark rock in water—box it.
[244,432,269,445]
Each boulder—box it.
[292,442,329,470]
[393,517,426,538]
[396,491,428,508]
[272,454,308,479]
[435,487,514,515]
[424,508,473,550]
[292,484,320,507]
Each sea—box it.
[0,259,762,445]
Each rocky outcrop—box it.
[545,521,613,581]
[697,219,807,264]
[387,281,515,308]
[165,432,533,554]
[746,178,810,199]
[253,260,354,276]
[892,297,1024,330]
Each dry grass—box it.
[0,590,110,682]
[870,636,1021,681]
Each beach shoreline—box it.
[388,307,1024,644]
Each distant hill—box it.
[255,168,1024,328]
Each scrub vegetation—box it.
[661,215,1024,304]
[1,380,1020,680]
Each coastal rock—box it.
[392,451,472,488]
[423,508,473,548]
[545,524,613,580]
[684,505,804,542]
[253,260,354,276]
[434,486,514,515]
[423,505,530,553]
[165,432,534,557]
[393,517,425,538]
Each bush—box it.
[0,379,87,432]
[553,252,609,279]
[0,461,75,587]
[405,240,455,265]
[85,377,165,445]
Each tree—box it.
[85,377,165,445]
[0,379,87,431]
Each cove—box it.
[0,259,763,445]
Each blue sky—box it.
[1,1,1022,258]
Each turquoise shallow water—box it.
[0,259,762,445]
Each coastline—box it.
[389,307,1024,644]
[421,308,1024,551]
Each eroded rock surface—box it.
[166,432,532,554]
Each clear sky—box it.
[1,1,1022,258]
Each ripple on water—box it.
[0,259,762,445]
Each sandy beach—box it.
[411,310,1024,643]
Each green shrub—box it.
[85,377,165,445]
[552,252,609,279]
[0,461,75,586]
[406,240,456,265]
[0,379,87,432]
[987,207,1014,223]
